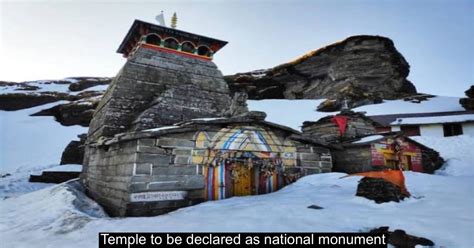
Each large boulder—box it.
[31,93,102,127]
[60,134,87,165]
[460,85,474,110]
[356,177,409,203]
[68,77,111,91]
[225,35,416,110]
[370,226,435,248]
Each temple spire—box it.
[171,12,178,29]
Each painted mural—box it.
[370,137,423,172]
[192,126,297,200]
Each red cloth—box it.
[332,116,348,136]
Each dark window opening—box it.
[164,38,179,50]
[181,42,195,53]
[145,34,161,46]
[400,125,420,136]
[443,123,463,137]
[197,46,212,57]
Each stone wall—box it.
[87,46,231,142]
[84,123,332,217]
[84,136,205,217]
[302,113,376,144]
[83,140,136,216]
[331,146,372,174]
[296,144,332,174]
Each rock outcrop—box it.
[60,134,87,165]
[0,77,110,112]
[0,92,72,111]
[356,177,410,203]
[370,227,435,248]
[225,35,417,111]
[31,95,102,127]
[460,85,474,110]
[68,77,111,91]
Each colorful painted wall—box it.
[83,122,332,216]
[191,126,302,200]
[370,137,423,172]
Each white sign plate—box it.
[130,191,187,202]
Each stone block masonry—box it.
[87,46,231,142]
[84,137,206,217]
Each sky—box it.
[0,0,472,97]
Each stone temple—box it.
[82,19,332,216]
[87,19,231,141]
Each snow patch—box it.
[358,96,464,116]
[143,126,180,132]
[352,135,384,144]
[411,135,474,176]
[43,164,82,172]
[0,102,87,174]
[391,114,474,125]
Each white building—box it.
[388,113,474,137]
[247,95,474,137]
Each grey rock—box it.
[225,35,416,110]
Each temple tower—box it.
[87,19,231,142]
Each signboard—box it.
[130,191,187,202]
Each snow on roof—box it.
[143,125,180,132]
[352,135,384,144]
[248,99,329,130]
[191,117,226,121]
[356,96,464,116]
[391,114,474,125]
[247,96,465,130]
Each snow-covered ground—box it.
[412,135,474,177]
[0,102,87,174]
[0,135,473,247]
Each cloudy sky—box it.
[0,0,472,96]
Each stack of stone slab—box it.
[87,46,230,142]
[84,136,204,216]
[302,111,377,144]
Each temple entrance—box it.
[196,128,294,201]
[232,163,253,196]
[203,157,285,200]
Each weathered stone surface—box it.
[460,85,474,110]
[68,77,111,91]
[31,98,101,127]
[0,92,71,111]
[86,46,231,141]
[370,226,435,248]
[29,171,81,184]
[302,110,377,144]
[225,35,416,111]
[60,134,87,165]
[356,177,409,203]
[465,85,474,98]
[0,77,111,112]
